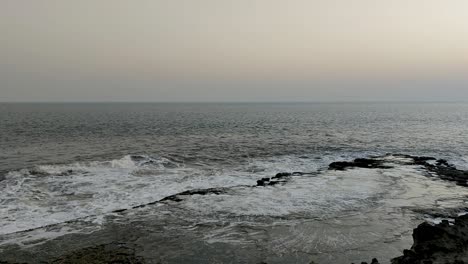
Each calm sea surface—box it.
[2,102,468,174]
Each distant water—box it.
[1,102,468,263]
[2,102,468,174]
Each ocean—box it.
[1,102,468,263]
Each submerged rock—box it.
[392,215,468,264]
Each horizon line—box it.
[1,100,468,104]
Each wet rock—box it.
[257,179,267,186]
[413,156,437,164]
[273,172,292,179]
[267,180,285,186]
[392,215,468,264]
[436,159,450,166]
[256,171,297,187]
[328,158,391,170]
[329,161,354,170]
[425,161,468,187]
[328,155,468,187]
[257,178,272,186]
[160,187,226,202]
[395,155,468,186]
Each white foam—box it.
[238,151,379,176]
[181,168,391,218]
[451,156,468,170]
[0,152,366,236]
[178,163,468,220]
[3,152,468,243]
[0,155,256,235]
[424,216,455,225]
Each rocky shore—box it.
[329,154,468,264]
[391,215,468,264]
[1,154,468,264]
[329,154,468,187]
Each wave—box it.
[2,153,330,235]
[2,152,465,238]
[0,154,252,235]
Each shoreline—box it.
[1,154,468,263]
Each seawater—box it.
[1,102,468,263]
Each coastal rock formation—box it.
[2,154,468,264]
[425,160,468,187]
[392,215,468,264]
[328,154,468,187]
[329,158,392,170]
[160,187,227,202]
[256,172,292,186]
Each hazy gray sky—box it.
[1,0,468,102]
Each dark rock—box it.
[130,155,147,161]
[177,188,225,196]
[267,181,283,186]
[329,161,355,170]
[413,156,437,163]
[257,180,267,186]
[354,259,379,264]
[258,172,293,186]
[161,195,184,202]
[436,159,450,166]
[427,163,468,187]
[257,178,273,186]
[328,155,468,187]
[273,172,292,179]
[329,158,391,170]
[392,215,468,264]
[160,187,226,202]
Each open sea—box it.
[1,102,468,263]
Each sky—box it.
[1,0,468,102]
